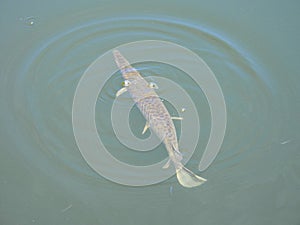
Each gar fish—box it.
[113,50,206,188]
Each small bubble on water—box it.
[24,17,36,26]
[280,139,291,145]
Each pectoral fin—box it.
[142,121,150,134]
[116,87,127,97]
[171,117,183,120]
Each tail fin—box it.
[176,166,207,188]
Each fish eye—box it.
[148,82,158,89]
[122,80,131,87]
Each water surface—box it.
[1,1,299,225]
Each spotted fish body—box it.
[113,50,206,188]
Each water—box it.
[1,1,299,225]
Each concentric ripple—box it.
[3,15,277,187]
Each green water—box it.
[1,1,299,225]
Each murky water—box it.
[1,1,299,225]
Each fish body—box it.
[113,50,206,187]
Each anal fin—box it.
[162,159,171,169]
